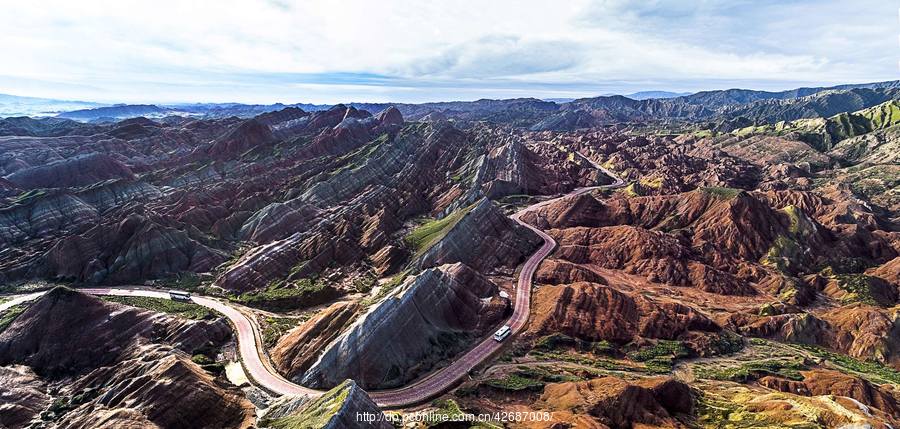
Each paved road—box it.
[0,155,623,408]
[370,164,623,406]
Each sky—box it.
[0,0,896,104]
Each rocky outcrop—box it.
[529,282,719,343]
[415,198,542,273]
[204,118,274,160]
[239,201,323,243]
[871,256,900,286]
[0,288,253,428]
[551,225,755,295]
[0,365,49,429]
[761,369,900,418]
[57,345,255,429]
[818,305,900,367]
[301,263,507,389]
[527,189,797,263]
[0,193,99,245]
[272,301,360,380]
[38,213,227,284]
[262,380,392,429]
[732,304,900,367]
[534,376,692,428]
[524,186,898,300]
[0,287,230,376]
[371,245,407,276]
[5,152,135,190]
[375,106,403,127]
[535,258,608,285]
[450,134,608,208]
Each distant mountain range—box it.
[0,94,106,118]
[2,80,899,130]
[53,102,333,122]
[623,91,692,100]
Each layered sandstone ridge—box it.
[300,263,508,389]
[0,288,253,428]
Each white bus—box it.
[493,325,511,342]
[169,290,192,302]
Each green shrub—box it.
[191,354,214,365]
[695,358,807,382]
[102,296,216,320]
[233,278,338,311]
[0,304,27,333]
[533,333,578,351]
[483,374,545,391]
[794,344,900,385]
[627,340,690,373]
[404,203,476,255]
[628,340,690,362]
[700,186,742,199]
[262,317,301,347]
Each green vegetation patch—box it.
[102,296,217,320]
[363,270,410,306]
[622,182,642,197]
[627,340,690,374]
[41,387,101,422]
[6,189,48,207]
[700,186,742,199]
[404,202,476,256]
[0,304,27,333]
[533,333,617,356]
[792,344,900,385]
[262,316,303,348]
[782,205,802,235]
[816,257,871,275]
[190,353,224,374]
[694,358,807,382]
[760,235,802,274]
[639,176,663,189]
[483,373,545,392]
[191,354,214,365]
[165,272,203,291]
[513,366,582,383]
[233,278,339,311]
[695,390,798,429]
[707,331,746,356]
[334,133,390,171]
[351,274,376,294]
[528,349,638,373]
[832,273,880,305]
[264,379,353,429]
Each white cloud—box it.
[0,0,894,103]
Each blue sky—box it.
[0,0,896,104]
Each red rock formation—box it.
[0,288,254,428]
[204,118,274,160]
[376,106,404,127]
[0,366,49,429]
[271,301,359,379]
[535,376,692,428]
[300,263,508,389]
[761,369,900,418]
[551,225,755,295]
[529,282,719,343]
[871,256,900,286]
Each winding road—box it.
[0,155,623,409]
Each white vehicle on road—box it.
[493,325,511,342]
[169,290,192,302]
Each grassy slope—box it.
[404,202,477,256]
[102,296,217,320]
